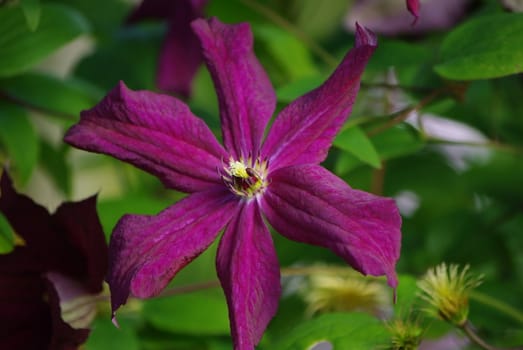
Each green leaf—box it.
[85,317,139,350]
[0,72,102,118]
[255,24,318,81]
[51,0,129,42]
[276,75,325,103]
[271,312,389,350]
[21,0,41,31]
[334,123,424,175]
[143,289,230,335]
[394,275,419,314]
[464,152,523,201]
[368,39,432,71]
[334,126,381,168]
[0,101,39,183]
[372,123,424,160]
[0,3,89,77]
[293,0,351,40]
[435,13,523,80]
[39,141,71,196]
[74,27,159,91]
[0,212,15,254]
[97,193,173,241]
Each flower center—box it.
[222,157,268,198]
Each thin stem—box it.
[151,266,378,299]
[470,290,523,325]
[425,137,523,155]
[461,321,523,350]
[156,280,221,298]
[360,81,435,94]
[370,163,385,195]
[238,0,338,68]
[366,88,444,137]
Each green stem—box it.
[366,88,444,137]
[425,137,523,155]
[360,81,434,94]
[154,266,375,298]
[157,280,221,298]
[461,321,523,350]
[470,290,523,325]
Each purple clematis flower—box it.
[127,0,207,98]
[0,171,108,350]
[64,17,401,349]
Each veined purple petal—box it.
[261,24,377,170]
[64,81,228,193]
[260,165,401,288]
[108,188,239,317]
[216,201,281,350]
[192,18,276,158]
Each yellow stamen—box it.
[229,160,249,178]
[223,157,268,198]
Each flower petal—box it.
[260,165,401,288]
[407,0,420,20]
[0,275,51,349]
[53,195,108,294]
[0,171,101,349]
[156,20,203,97]
[0,170,60,272]
[127,0,208,97]
[107,188,238,317]
[46,278,90,349]
[216,201,281,350]
[346,0,468,36]
[126,0,172,22]
[192,18,276,158]
[261,24,377,170]
[0,171,106,291]
[64,81,228,193]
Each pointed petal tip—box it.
[189,16,206,32]
[111,314,120,328]
[111,80,130,101]
[406,0,421,22]
[354,22,377,47]
[392,287,398,304]
[387,270,399,290]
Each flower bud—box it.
[417,263,482,326]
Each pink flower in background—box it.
[0,171,108,350]
[407,0,421,21]
[346,0,470,36]
[127,0,208,98]
[65,18,402,350]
